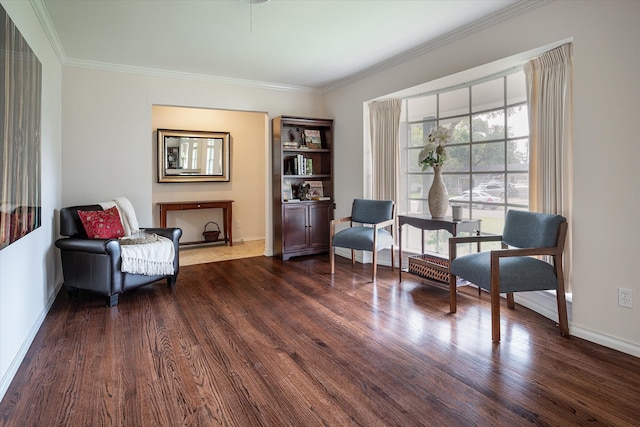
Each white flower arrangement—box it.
[418,126,452,170]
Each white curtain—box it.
[368,99,402,202]
[524,43,573,291]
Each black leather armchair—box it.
[55,204,182,307]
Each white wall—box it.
[324,0,640,355]
[2,0,639,406]
[0,0,63,399]
[152,106,267,244]
[61,67,327,256]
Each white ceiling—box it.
[37,0,531,91]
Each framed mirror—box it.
[157,129,230,182]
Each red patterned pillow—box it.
[77,207,125,239]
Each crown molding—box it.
[29,0,321,94]
[30,0,67,64]
[62,58,323,95]
[30,0,551,96]
[321,0,554,93]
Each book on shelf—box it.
[285,154,314,176]
[311,196,331,201]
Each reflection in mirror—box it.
[157,129,230,182]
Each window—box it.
[399,70,529,255]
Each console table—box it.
[158,200,233,246]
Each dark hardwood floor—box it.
[2,255,640,426]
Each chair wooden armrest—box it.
[331,216,352,226]
[490,246,561,260]
[449,234,503,261]
[330,216,352,236]
[373,218,395,229]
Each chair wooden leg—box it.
[351,249,356,266]
[372,249,378,281]
[330,245,335,275]
[491,289,501,343]
[556,290,570,336]
[555,270,570,336]
[490,255,501,343]
[506,292,515,309]
[449,273,457,313]
[391,246,395,271]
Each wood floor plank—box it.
[2,254,640,426]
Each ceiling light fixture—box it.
[248,0,269,33]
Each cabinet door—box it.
[282,204,308,252]
[308,203,331,249]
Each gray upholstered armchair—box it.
[55,204,182,307]
[449,210,568,342]
[330,199,395,281]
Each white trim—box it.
[334,247,395,268]
[29,0,321,95]
[62,59,323,94]
[514,290,571,325]
[0,281,64,400]
[323,0,554,93]
[29,0,66,63]
[569,324,640,358]
[31,0,551,95]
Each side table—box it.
[398,215,481,312]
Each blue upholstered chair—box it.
[448,210,569,342]
[330,199,395,281]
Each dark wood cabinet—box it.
[281,202,332,259]
[272,116,334,260]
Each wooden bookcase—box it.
[272,116,334,260]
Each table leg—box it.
[160,207,167,228]
[226,203,233,246]
[224,206,233,246]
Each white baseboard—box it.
[568,324,640,358]
[334,247,395,266]
[513,290,571,325]
[0,281,64,401]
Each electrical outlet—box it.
[618,288,632,308]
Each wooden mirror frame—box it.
[157,129,230,183]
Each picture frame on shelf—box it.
[304,181,324,199]
[283,184,293,201]
[304,129,322,149]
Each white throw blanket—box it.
[99,198,175,276]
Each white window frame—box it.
[399,68,529,256]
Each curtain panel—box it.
[524,43,573,291]
[367,99,402,202]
